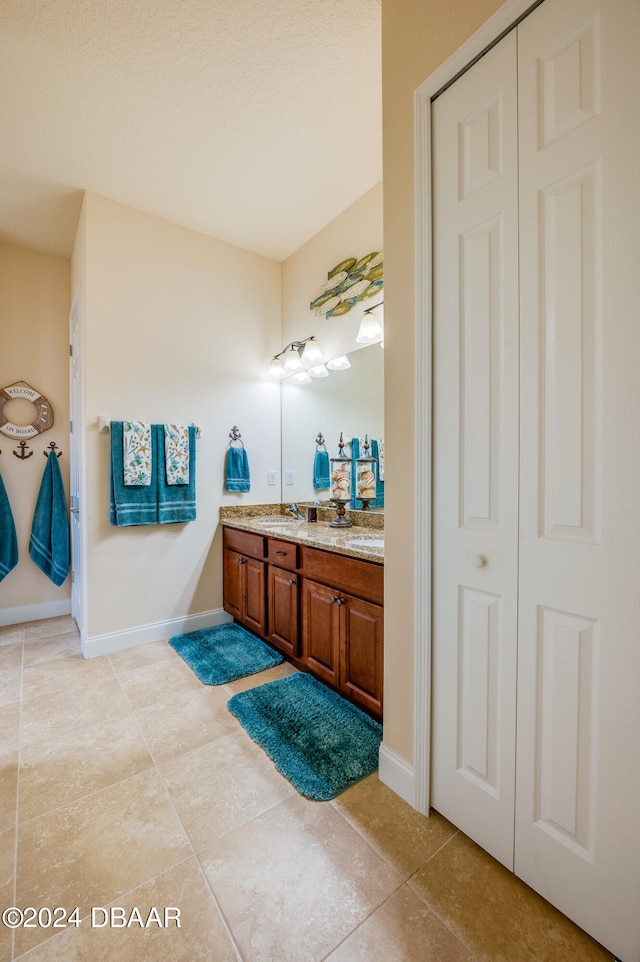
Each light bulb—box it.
[283,346,303,374]
[308,363,329,378]
[327,355,351,371]
[356,309,383,344]
[267,356,284,378]
[301,338,323,365]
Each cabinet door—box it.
[268,565,300,657]
[223,548,244,621]
[301,578,340,687]
[243,556,266,636]
[340,594,383,718]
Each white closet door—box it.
[515,0,640,957]
[431,31,520,871]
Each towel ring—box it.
[315,432,326,450]
[228,425,244,448]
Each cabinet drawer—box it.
[223,526,266,560]
[268,539,300,571]
[301,545,383,605]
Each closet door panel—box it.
[515,0,640,958]
[431,30,520,871]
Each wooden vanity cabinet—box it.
[301,545,384,719]
[222,525,383,720]
[267,539,301,657]
[223,528,267,637]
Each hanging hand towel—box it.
[29,451,70,586]
[0,472,18,582]
[110,421,158,526]
[313,449,330,489]
[225,445,250,492]
[123,420,152,485]
[158,424,196,522]
[164,424,190,485]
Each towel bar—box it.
[98,417,202,439]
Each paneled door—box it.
[431,28,521,872]
[431,0,640,957]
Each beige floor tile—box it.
[19,712,154,822]
[0,643,22,673]
[0,624,24,648]
[223,658,297,695]
[108,639,178,676]
[0,709,19,756]
[134,684,238,762]
[332,774,459,879]
[0,668,21,711]
[0,751,18,834]
[325,883,476,962]
[199,792,402,962]
[116,655,205,710]
[19,678,131,746]
[16,857,241,962]
[23,631,82,667]
[23,616,78,642]
[21,654,116,701]
[409,832,614,962]
[15,769,192,955]
[160,729,294,851]
[0,829,15,962]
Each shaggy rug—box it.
[227,672,382,800]
[168,623,283,685]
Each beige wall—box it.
[76,193,282,641]
[0,243,71,618]
[281,183,383,363]
[381,0,503,762]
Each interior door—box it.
[514,0,640,956]
[430,0,640,957]
[69,293,84,635]
[431,29,520,871]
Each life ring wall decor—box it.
[0,381,54,440]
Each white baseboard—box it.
[378,742,416,808]
[81,608,232,659]
[0,598,72,628]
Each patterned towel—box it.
[123,420,152,486]
[164,424,190,485]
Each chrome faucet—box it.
[285,502,305,520]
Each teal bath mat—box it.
[168,623,283,685]
[227,673,382,800]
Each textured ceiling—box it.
[0,0,381,261]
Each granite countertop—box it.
[220,504,384,564]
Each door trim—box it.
[413,0,540,815]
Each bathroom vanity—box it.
[221,510,383,720]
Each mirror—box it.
[281,343,384,506]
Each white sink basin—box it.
[347,537,384,548]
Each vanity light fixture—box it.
[326,355,351,371]
[356,301,384,344]
[267,336,324,379]
[293,371,312,384]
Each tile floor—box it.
[0,616,615,962]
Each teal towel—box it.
[157,424,196,523]
[29,451,70,586]
[313,450,330,489]
[0,473,18,582]
[225,446,250,492]
[110,421,158,526]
